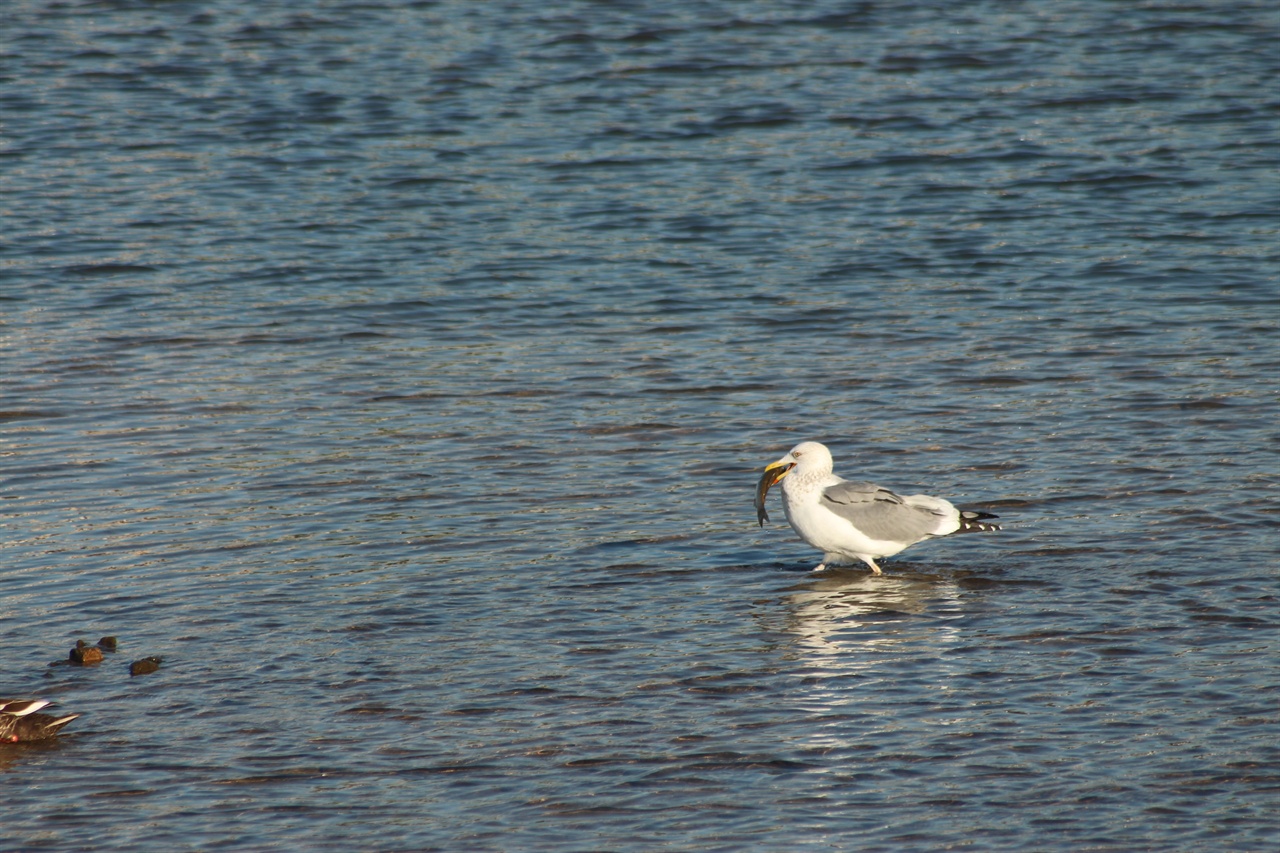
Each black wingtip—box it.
[958,510,1001,532]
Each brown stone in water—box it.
[129,657,162,676]
[69,644,104,665]
[97,636,118,651]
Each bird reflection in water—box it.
[780,569,965,664]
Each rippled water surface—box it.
[2,1,1277,850]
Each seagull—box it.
[0,698,80,743]
[755,440,1002,574]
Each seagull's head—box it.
[754,441,833,525]
[782,441,833,475]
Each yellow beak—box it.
[754,460,795,527]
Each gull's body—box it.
[755,441,1001,574]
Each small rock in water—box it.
[130,657,162,676]
[69,642,104,665]
[97,636,118,651]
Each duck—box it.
[0,699,80,743]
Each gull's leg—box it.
[862,556,883,575]
[811,562,827,572]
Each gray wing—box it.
[820,480,940,545]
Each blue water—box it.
[2,1,1277,850]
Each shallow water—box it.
[2,1,1278,850]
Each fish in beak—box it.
[754,458,795,526]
